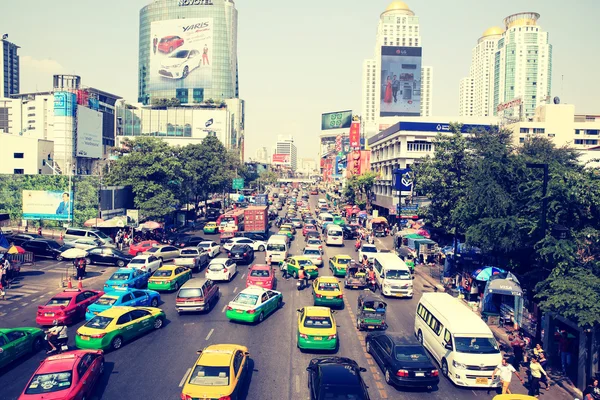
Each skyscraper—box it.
[1,37,20,98]
[273,135,297,172]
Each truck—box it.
[174,248,210,272]
[244,206,268,234]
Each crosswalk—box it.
[0,283,49,307]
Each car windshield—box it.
[305,225,315,230]
[318,282,339,291]
[46,241,61,249]
[198,243,211,248]
[109,273,130,281]
[395,346,430,362]
[319,386,367,400]
[25,371,72,394]
[267,244,285,251]
[46,297,71,307]
[181,249,198,255]
[304,249,320,256]
[178,288,202,298]
[233,293,258,306]
[189,365,229,386]
[153,270,173,277]
[328,230,342,237]
[84,316,113,329]
[303,316,332,328]
[297,259,314,267]
[454,337,500,354]
[291,219,301,223]
[307,240,321,245]
[361,246,377,253]
[209,263,225,271]
[385,270,411,280]
[336,258,351,265]
[250,270,270,278]
[95,231,110,239]
[170,50,189,59]
[95,296,118,306]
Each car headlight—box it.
[383,283,391,288]
[452,360,467,369]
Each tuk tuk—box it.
[371,217,388,237]
[356,294,387,331]
[344,262,367,289]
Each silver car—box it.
[302,248,323,266]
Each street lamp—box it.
[393,168,403,222]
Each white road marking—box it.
[295,375,300,393]
[11,288,40,294]
[0,300,14,305]
[21,303,28,306]
[221,305,227,313]
[179,368,191,387]
[205,328,214,341]
[0,312,6,317]
[12,307,18,311]
[233,287,238,293]
[241,274,245,279]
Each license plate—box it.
[314,337,322,341]
[416,372,425,377]
[352,286,358,289]
[81,336,90,341]
[256,282,263,285]
[112,286,119,289]
[236,310,243,313]
[326,296,333,299]
[368,326,374,329]
[476,377,488,385]
[45,313,54,317]
[185,301,194,304]
[93,312,99,315]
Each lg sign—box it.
[179,0,213,6]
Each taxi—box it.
[181,344,250,400]
[85,288,160,320]
[278,228,294,240]
[103,268,151,292]
[284,256,318,279]
[492,396,536,400]
[225,286,283,323]
[75,306,165,351]
[329,254,353,277]
[147,265,192,291]
[0,327,44,369]
[246,264,276,289]
[312,276,343,308]
[280,223,296,235]
[296,306,337,351]
[203,222,218,234]
[36,289,104,326]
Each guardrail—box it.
[7,251,35,265]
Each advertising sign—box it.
[380,46,422,117]
[321,110,353,130]
[76,106,103,159]
[54,92,76,117]
[22,190,73,221]
[346,151,371,178]
[497,98,522,113]
[393,168,413,192]
[349,121,360,149]
[255,194,268,206]
[126,209,139,227]
[272,154,290,164]
[149,18,213,92]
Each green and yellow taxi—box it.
[75,306,165,351]
[312,277,344,308]
[297,306,337,351]
[0,327,44,369]
[147,265,192,291]
[203,222,218,234]
[225,286,283,323]
[329,254,353,277]
[285,256,318,279]
[280,223,296,235]
[278,227,294,240]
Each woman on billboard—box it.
[384,76,393,104]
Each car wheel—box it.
[293,271,298,279]
[150,298,159,307]
[111,336,123,350]
[356,318,361,330]
[153,317,164,329]
[366,340,371,354]
[277,297,282,309]
[158,257,163,262]
[385,368,392,385]
[117,260,125,268]
[258,245,265,252]
[182,66,189,78]
[32,336,43,352]
[417,330,423,344]
[258,312,264,323]
[85,257,92,265]
[56,255,63,261]
[441,359,449,377]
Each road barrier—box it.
[7,251,35,265]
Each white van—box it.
[371,253,413,298]
[324,225,344,246]
[414,293,502,388]
[64,228,114,246]
[266,237,288,262]
[318,213,334,228]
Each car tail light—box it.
[223,268,228,273]
[315,294,322,298]
[247,309,256,314]
[317,257,322,261]
[327,334,337,340]
[299,333,308,339]
[226,306,233,311]
[243,253,247,257]
[181,394,192,400]
[337,294,343,299]
[90,333,107,339]
[431,369,439,377]
[264,280,271,286]
[218,396,232,400]
[396,369,409,377]
[228,253,232,258]
[54,310,64,317]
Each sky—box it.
[4,0,600,161]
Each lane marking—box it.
[12,307,18,311]
[295,374,300,393]
[0,312,6,317]
[221,305,227,313]
[233,287,238,293]
[21,303,28,307]
[241,274,245,279]
[205,328,214,341]
[179,367,191,387]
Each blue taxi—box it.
[85,288,161,320]
[103,268,151,292]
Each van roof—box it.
[419,293,494,336]
[268,236,288,243]
[373,253,409,269]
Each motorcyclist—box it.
[46,319,68,354]
[297,266,307,290]
[361,255,370,268]
[367,267,377,291]
[355,237,361,252]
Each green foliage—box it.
[344,172,377,210]
[150,98,181,109]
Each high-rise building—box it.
[361,1,433,137]
[1,38,20,98]
[138,0,238,106]
[273,135,297,172]
[459,27,504,117]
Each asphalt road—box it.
[0,196,533,400]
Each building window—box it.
[13,152,24,159]
[192,88,204,103]
[519,138,525,143]
[175,88,188,104]
[14,169,24,174]
[533,128,545,134]
[574,139,584,145]
[520,128,529,133]
[587,130,599,135]
[585,140,598,145]
[407,141,432,152]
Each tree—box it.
[355,172,377,212]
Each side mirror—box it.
[444,343,453,351]
[359,367,367,372]
[380,274,384,279]
[306,367,311,372]
[196,349,203,355]
[296,309,302,312]
[244,351,250,357]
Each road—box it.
[0,195,562,399]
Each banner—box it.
[380,46,422,117]
[272,154,290,164]
[349,121,360,149]
[346,151,371,177]
[321,110,352,130]
[76,106,103,159]
[22,190,73,221]
[54,92,76,117]
[126,209,139,227]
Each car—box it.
[246,264,276,289]
[175,278,220,314]
[128,240,159,256]
[19,350,104,400]
[0,327,45,369]
[85,288,160,320]
[280,223,296,235]
[297,306,338,352]
[290,218,303,229]
[278,228,294,240]
[228,244,254,264]
[36,289,104,326]
[85,247,133,267]
[306,357,370,400]
[206,258,237,282]
[310,189,318,195]
[223,237,266,252]
[69,238,105,250]
[157,35,184,53]
[128,254,162,273]
[359,244,379,263]
[342,225,360,240]
[226,286,283,323]
[22,239,63,260]
[143,245,180,261]
[159,49,202,79]
[198,241,220,258]
[203,222,218,234]
[329,255,353,277]
[147,265,192,292]
[6,233,44,246]
[75,306,165,351]
[103,268,151,292]
[176,236,205,248]
[312,277,344,308]
[303,224,318,236]
[305,238,323,252]
[306,231,321,241]
[284,256,318,279]
[180,344,250,400]
[366,332,439,389]
[303,248,323,266]
[174,247,210,272]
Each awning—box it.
[485,275,523,297]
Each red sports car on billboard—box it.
[19,350,104,400]
[36,289,104,326]
[158,35,184,54]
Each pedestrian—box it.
[558,331,573,375]
[583,378,600,400]
[3,257,11,287]
[528,356,550,397]
[533,343,545,358]
[538,351,551,390]
[492,357,524,395]
[510,334,525,370]
[266,255,272,267]
[76,258,85,280]
[38,226,42,236]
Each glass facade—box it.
[138,0,238,105]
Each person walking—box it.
[3,257,11,288]
[492,357,524,395]
[510,334,525,370]
[583,378,600,400]
[76,258,85,280]
[558,331,573,375]
[528,356,550,397]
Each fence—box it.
[7,251,35,265]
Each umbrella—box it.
[416,228,430,238]
[472,266,506,282]
[8,245,25,254]
[140,221,162,230]
[84,218,104,227]
[60,248,88,259]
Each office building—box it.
[1,37,19,98]
[273,135,297,172]
[0,134,54,175]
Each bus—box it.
[217,209,245,233]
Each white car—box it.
[222,237,266,253]
[128,254,162,273]
[302,248,323,266]
[206,258,237,282]
[198,241,220,258]
[159,49,201,80]
[305,238,323,252]
[359,244,379,263]
[70,238,105,250]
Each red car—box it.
[310,190,318,195]
[128,240,159,256]
[246,264,276,289]
[157,35,184,54]
[303,224,318,236]
[36,289,104,326]
[19,350,104,400]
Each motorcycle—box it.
[45,334,68,354]
[355,241,361,252]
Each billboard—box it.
[321,111,352,130]
[54,92,76,117]
[76,106,103,159]
[393,168,413,192]
[149,18,213,91]
[349,121,360,149]
[272,154,290,164]
[22,190,73,221]
[380,46,422,117]
[126,209,139,227]
[346,151,371,178]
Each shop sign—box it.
[179,0,213,6]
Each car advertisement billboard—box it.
[76,106,103,159]
[380,46,422,117]
[22,190,73,221]
[321,110,353,130]
[272,154,290,164]
[149,18,213,91]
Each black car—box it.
[176,236,205,248]
[85,246,133,267]
[228,244,254,264]
[240,232,268,242]
[21,239,63,260]
[307,357,370,400]
[6,233,44,246]
[366,332,439,389]
[205,208,221,221]
[342,225,359,240]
